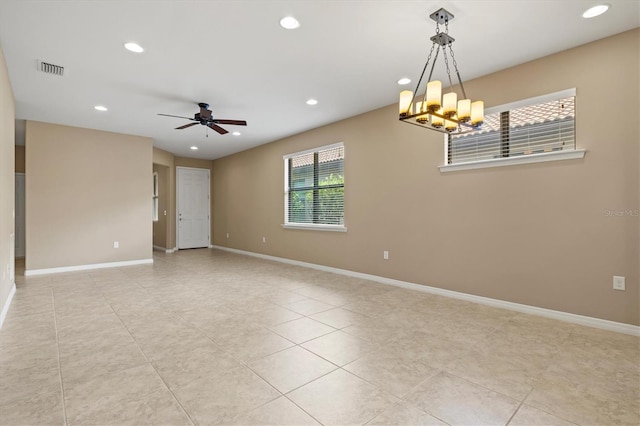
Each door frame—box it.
[176,166,210,250]
[15,172,25,259]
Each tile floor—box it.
[1,249,638,425]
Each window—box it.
[152,172,159,221]
[442,89,584,171]
[283,143,345,231]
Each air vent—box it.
[37,60,64,76]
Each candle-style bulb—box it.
[426,81,442,113]
[399,90,413,117]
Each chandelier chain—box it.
[442,46,455,93]
[441,19,456,93]
[448,44,468,99]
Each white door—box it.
[15,173,25,258]
[177,167,210,249]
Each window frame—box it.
[282,142,347,232]
[440,88,585,172]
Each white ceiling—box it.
[1,1,638,159]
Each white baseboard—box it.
[153,245,175,253]
[210,245,639,336]
[0,283,16,329]
[25,259,154,276]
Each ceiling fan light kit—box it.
[158,102,247,135]
[398,7,484,135]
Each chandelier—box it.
[398,8,484,134]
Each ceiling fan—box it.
[158,102,247,135]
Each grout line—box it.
[504,399,526,426]
[51,287,69,426]
[100,283,197,426]
[282,394,326,425]
[504,332,577,426]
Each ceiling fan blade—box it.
[208,123,229,134]
[176,122,199,130]
[212,119,247,126]
[158,113,196,120]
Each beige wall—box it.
[14,145,24,173]
[26,121,153,271]
[0,42,15,319]
[213,29,639,325]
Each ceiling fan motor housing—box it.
[196,102,212,123]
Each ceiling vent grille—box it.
[38,60,64,76]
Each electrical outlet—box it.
[262,236,266,243]
[613,276,625,291]
[383,250,389,260]
[226,233,229,239]
[113,241,119,249]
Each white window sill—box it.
[282,223,347,232]
[439,149,586,172]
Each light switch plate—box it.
[613,276,625,291]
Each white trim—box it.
[0,283,16,329]
[210,245,639,336]
[152,171,159,222]
[282,141,344,160]
[25,259,153,276]
[282,224,347,232]
[284,157,289,224]
[153,245,175,253]
[439,149,585,172]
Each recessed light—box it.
[397,78,411,85]
[190,146,198,150]
[582,4,609,18]
[94,105,108,111]
[280,16,300,29]
[124,42,144,53]
[232,131,241,136]
[306,99,318,106]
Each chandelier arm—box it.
[411,42,437,108]
[400,116,474,134]
[426,45,440,84]
[423,46,441,103]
